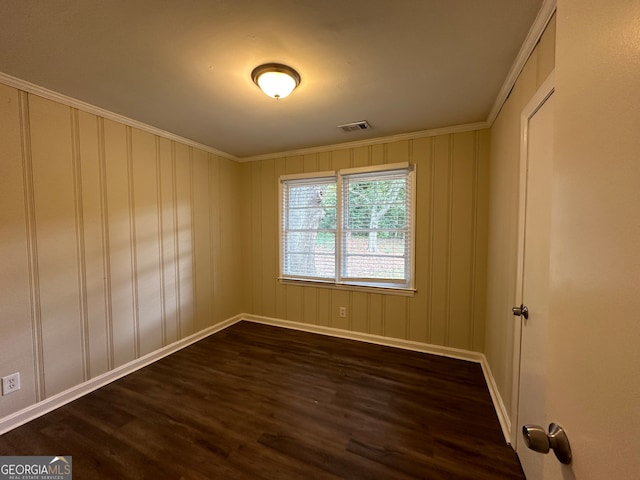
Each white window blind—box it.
[281,176,337,281]
[280,163,415,291]
[340,169,412,287]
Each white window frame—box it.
[279,162,416,292]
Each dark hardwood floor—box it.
[0,321,524,479]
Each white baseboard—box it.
[242,314,513,443]
[479,356,512,443]
[243,314,483,362]
[1,312,512,445]
[0,315,243,435]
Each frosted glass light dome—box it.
[251,64,301,99]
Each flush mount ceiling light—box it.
[251,63,301,99]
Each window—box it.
[279,163,415,291]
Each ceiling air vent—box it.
[337,120,371,132]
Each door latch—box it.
[512,304,529,320]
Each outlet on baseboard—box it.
[2,372,21,395]
[339,307,347,318]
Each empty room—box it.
[1,1,638,479]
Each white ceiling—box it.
[0,0,544,159]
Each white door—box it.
[512,75,562,479]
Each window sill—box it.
[278,278,416,297]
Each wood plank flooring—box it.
[0,321,524,479]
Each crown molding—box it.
[237,121,490,163]
[486,0,557,126]
[0,71,238,161]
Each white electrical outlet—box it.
[339,307,347,318]
[2,372,21,395]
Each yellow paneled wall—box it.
[485,15,556,417]
[241,130,490,350]
[0,85,243,419]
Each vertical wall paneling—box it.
[103,119,136,366]
[239,162,252,312]
[448,132,475,350]
[368,294,383,335]
[0,85,39,415]
[352,146,368,168]
[218,158,227,321]
[187,146,198,333]
[315,289,330,327]
[426,138,437,343]
[125,127,140,358]
[170,142,182,341]
[1,83,245,422]
[19,91,45,402]
[302,287,318,325]
[474,130,490,351]
[155,138,167,347]
[274,158,288,320]
[317,151,331,171]
[429,135,452,345]
[209,155,221,324]
[156,137,172,345]
[444,135,455,346]
[386,140,410,165]
[175,143,194,337]
[224,157,236,320]
[286,285,303,323]
[370,144,384,165]
[158,138,179,344]
[244,130,489,350]
[188,148,197,332]
[224,158,238,319]
[225,158,244,319]
[213,156,221,321]
[250,161,263,314]
[302,153,318,173]
[405,139,414,339]
[192,148,212,331]
[153,138,166,347]
[331,149,350,171]
[78,111,110,378]
[285,155,304,175]
[468,132,481,351]
[381,142,411,338]
[233,160,244,314]
[351,292,368,333]
[131,129,163,356]
[29,95,84,396]
[408,137,430,343]
[385,296,407,339]
[261,159,276,318]
[70,109,89,381]
[97,117,114,370]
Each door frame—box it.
[510,71,555,448]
